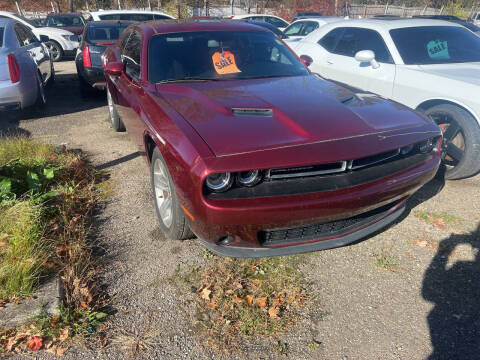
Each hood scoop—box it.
[231,108,273,117]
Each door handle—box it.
[326,59,334,65]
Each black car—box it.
[76,20,132,95]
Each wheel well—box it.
[416,99,479,126]
[145,134,156,163]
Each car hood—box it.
[157,75,431,157]
[36,26,74,36]
[417,63,480,86]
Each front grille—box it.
[258,200,403,246]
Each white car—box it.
[291,19,480,180]
[0,11,78,61]
[283,17,345,42]
[473,12,480,26]
[89,10,174,21]
[229,14,289,31]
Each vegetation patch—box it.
[373,252,398,272]
[414,209,461,229]
[178,254,310,352]
[0,138,108,355]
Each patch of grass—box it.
[374,253,398,272]
[178,254,309,352]
[414,209,461,229]
[0,138,108,355]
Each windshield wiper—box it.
[156,77,220,84]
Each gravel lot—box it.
[2,61,479,360]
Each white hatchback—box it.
[290,19,480,180]
[89,10,174,21]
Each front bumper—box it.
[187,152,440,257]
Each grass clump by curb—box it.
[178,254,309,352]
[0,138,109,355]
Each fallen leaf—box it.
[56,346,68,356]
[415,238,428,248]
[232,294,244,305]
[208,301,217,309]
[405,252,411,257]
[268,306,279,319]
[6,333,28,352]
[80,301,88,309]
[286,295,296,304]
[255,297,267,308]
[252,279,262,288]
[59,327,70,342]
[200,287,211,301]
[49,315,60,326]
[245,295,253,307]
[27,336,43,351]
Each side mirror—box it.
[39,35,49,42]
[354,50,380,69]
[105,61,123,76]
[300,54,313,67]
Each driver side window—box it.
[122,29,142,79]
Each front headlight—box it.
[62,34,79,42]
[237,170,262,187]
[205,173,233,192]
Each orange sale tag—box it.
[212,50,241,75]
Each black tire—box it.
[423,104,480,180]
[106,87,125,132]
[151,147,193,240]
[45,40,63,62]
[34,71,47,109]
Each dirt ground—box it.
[2,61,479,360]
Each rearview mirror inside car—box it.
[354,50,380,69]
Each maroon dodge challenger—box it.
[103,21,442,257]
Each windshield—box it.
[88,24,129,41]
[390,26,480,64]
[148,30,308,83]
[15,14,39,28]
[46,16,84,27]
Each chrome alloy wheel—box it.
[45,41,60,61]
[153,158,173,228]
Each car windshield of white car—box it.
[46,16,84,27]
[148,30,309,83]
[390,26,480,64]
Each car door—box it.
[21,24,50,81]
[116,28,145,150]
[314,27,396,98]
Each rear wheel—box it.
[45,41,63,62]
[151,147,193,240]
[423,104,480,180]
[107,87,125,132]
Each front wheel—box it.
[151,147,193,240]
[107,87,125,132]
[424,104,480,180]
[45,41,63,62]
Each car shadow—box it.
[1,72,106,124]
[422,223,480,360]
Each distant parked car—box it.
[89,10,174,21]
[103,21,441,257]
[283,17,344,42]
[0,11,78,61]
[229,14,289,30]
[290,19,480,179]
[241,19,288,38]
[75,20,132,95]
[0,18,54,111]
[45,12,86,35]
[292,11,323,21]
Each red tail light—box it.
[82,45,92,68]
[7,54,20,83]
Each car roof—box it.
[324,18,462,31]
[137,19,271,34]
[90,9,172,15]
[47,12,83,17]
[289,17,344,25]
[88,19,135,26]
